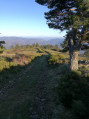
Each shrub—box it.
[71,100,87,119]
[48,55,59,64]
[47,53,68,65]
[85,73,89,78]
[58,71,89,118]
[58,54,65,59]
[70,70,82,79]
[37,48,44,53]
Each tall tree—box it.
[0,41,5,47]
[35,0,89,71]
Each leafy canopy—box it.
[36,0,89,37]
[0,41,5,48]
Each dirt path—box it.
[0,57,36,98]
[29,56,51,119]
[0,55,53,119]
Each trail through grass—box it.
[0,54,69,119]
[0,56,46,119]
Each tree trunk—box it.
[70,51,79,70]
[68,29,81,71]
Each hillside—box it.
[0,36,64,48]
[0,47,89,119]
[0,48,67,119]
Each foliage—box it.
[0,41,5,53]
[47,53,68,65]
[0,47,44,89]
[60,39,68,49]
[0,41,5,47]
[10,45,14,49]
[0,56,46,119]
[37,48,44,53]
[0,57,17,71]
[36,0,89,32]
[15,44,20,49]
[12,44,61,52]
[60,38,69,52]
[58,70,89,119]
[35,0,89,71]
[83,49,89,56]
[40,44,60,51]
[71,100,87,119]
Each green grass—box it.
[47,53,68,65]
[45,63,71,119]
[0,56,45,119]
[0,48,89,119]
[0,51,71,119]
[0,48,44,89]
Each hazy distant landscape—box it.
[0,37,64,49]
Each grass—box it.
[0,48,70,119]
[0,56,45,119]
[0,48,44,57]
[45,63,71,119]
[47,53,69,65]
[0,48,44,89]
[0,47,89,119]
[46,49,89,119]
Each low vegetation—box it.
[0,46,44,89]
[0,44,89,119]
[58,70,89,119]
[46,49,89,119]
[47,53,68,65]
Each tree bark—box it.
[68,29,81,71]
[68,38,79,71]
[70,51,79,70]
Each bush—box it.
[84,73,89,78]
[47,53,68,65]
[37,48,44,53]
[71,70,82,79]
[48,55,59,64]
[58,71,89,118]
[71,100,87,119]
[0,54,39,89]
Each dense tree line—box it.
[10,43,60,51]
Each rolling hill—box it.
[0,36,64,48]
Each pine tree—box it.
[0,41,5,53]
[35,43,39,47]
[11,45,14,49]
[35,0,89,71]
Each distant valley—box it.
[0,37,64,48]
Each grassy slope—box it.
[0,48,89,119]
[0,48,70,119]
[0,56,45,119]
[0,48,44,89]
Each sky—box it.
[0,0,66,38]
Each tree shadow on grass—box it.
[0,56,41,90]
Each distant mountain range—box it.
[0,37,64,49]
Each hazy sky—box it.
[0,0,66,37]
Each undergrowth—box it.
[47,53,68,65]
[58,70,89,119]
[0,53,42,89]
